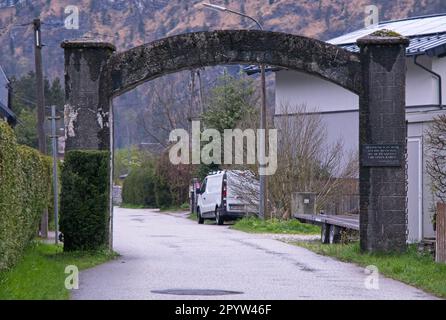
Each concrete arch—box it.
[62,30,410,253]
[104,30,362,97]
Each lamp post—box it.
[202,3,268,219]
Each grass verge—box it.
[0,242,117,300]
[160,205,190,212]
[188,212,198,220]
[120,203,190,212]
[295,241,446,298]
[119,203,149,209]
[231,217,320,235]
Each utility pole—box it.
[48,106,60,245]
[33,18,48,238]
[196,69,204,114]
[190,69,196,115]
[202,3,268,219]
[259,64,267,220]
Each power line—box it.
[11,92,36,106]
[0,22,31,36]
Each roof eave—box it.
[0,102,17,126]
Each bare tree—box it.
[228,102,358,219]
[426,114,446,204]
[138,73,200,146]
[268,103,358,219]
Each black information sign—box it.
[362,144,403,167]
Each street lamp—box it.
[201,3,263,30]
[201,2,268,220]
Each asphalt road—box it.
[71,207,436,300]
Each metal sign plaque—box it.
[362,144,403,167]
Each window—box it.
[206,176,221,193]
[200,179,207,194]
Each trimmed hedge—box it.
[60,150,110,251]
[0,121,51,271]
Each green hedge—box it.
[154,173,172,208]
[60,150,110,251]
[0,121,51,271]
[122,165,157,207]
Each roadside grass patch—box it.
[120,203,190,212]
[120,203,149,209]
[295,241,446,298]
[188,212,198,221]
[0,242,116,300]
[160,203,190,212]
[231,217,320,235]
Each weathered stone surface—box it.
[358,34,409,253]
[103,30,362,97]
[62,39,115,151]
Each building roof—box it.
[329,13,446,57]
[0,100,16,125]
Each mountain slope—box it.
[1,0,445,79]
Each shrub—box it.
[154,172,172,209]
[122,164,157,207]
[155,151,191,207]
[120,151,193,209]
[426,114,446,204]
[0,121,51,271]
[60,150,110,251]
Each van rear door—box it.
[227,171,259,211]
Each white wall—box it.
[407,55,438,106]
[0,73,8,108]
[432,56,446,106]
[407,114,443,239]
[275,70,358,114]
[275,55,442,114]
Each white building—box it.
[0,65,15,126]
[275,14,446,243]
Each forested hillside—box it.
[1,0,445,147]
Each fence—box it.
[322,194,359,215]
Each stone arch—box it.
[62,30,410,253]
[104,30,362,98]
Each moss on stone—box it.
[370,29,402,37]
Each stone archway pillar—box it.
[357,34,410,252]
[61,39,115,151]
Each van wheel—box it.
[215,207,224,225]
[197,208,204,224]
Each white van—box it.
[196,170,259,225]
